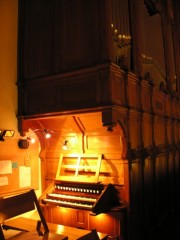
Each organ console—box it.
[40,154,121,215]
[40,154,125,238]
[41,181,120,215]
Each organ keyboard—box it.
[41,181,120,214]
[40,154,121,215]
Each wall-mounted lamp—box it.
[62,140,71,150]
[43,129,51,139]
[26,129,52,143]
[27,137,36,144]
[0,130,15,141]
[24,129,71,151]
[33,129,52,139]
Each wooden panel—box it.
[89,212,122,238]
[47,207,123,238]
[110,64,126,105]
[165,95,172,117]
[129,111,141,148]
[167,119,173,143]
[46,158,59,180]
[128,73,140,109]
[76,210,88,229]
[154,116,165,145]
[142,113,153,147]
[141,80,151,112]
[172,99,179,118]
[0,191,35,222]
[24,73,98,115]
[19,64,114,116]
[59,1,100,70]
[19,0,111,79]
[152,89,165,116]
[49,207,89,230]
[85,134,122,152]
[50,207,75,227]
[18,63,127,117]
[174,121,179,143]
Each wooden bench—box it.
[0,189,68,240]
[0,189,108,239]
[3,217,108,240]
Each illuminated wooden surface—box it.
[5,231,68,240]
[3,217,108,240]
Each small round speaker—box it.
[18,139,29,149]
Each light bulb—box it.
[45,132,51,139]
[30,138,36,143]
[62,140,69,150]
[27,137,36,144]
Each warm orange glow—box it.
[4,130,15,137]
[92,213,106,221]
[56,224,66,233]
[45,132,51,139]
[30,137,36,143]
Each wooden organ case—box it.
[40,154,126,239]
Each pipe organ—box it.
[17,1,180,240]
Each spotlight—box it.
[44,129,51,139]
[0,130,15,141]
[63,140,70,150]
[33,128,52,139]
[27,137,36,144]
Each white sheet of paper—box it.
[0,160,12,174]
[19,166,31,188]
[0,176,8,186]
